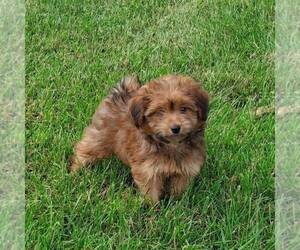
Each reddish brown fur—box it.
[70,75,209,202]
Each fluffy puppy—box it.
[70,75,209,202]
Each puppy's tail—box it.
[110,76,141,106]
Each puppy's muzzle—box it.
[170,125,181,134]
[155,135,170,144]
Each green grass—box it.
[26,0,275,249]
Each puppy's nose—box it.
[171,125,181,134]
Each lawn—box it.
[26,0,275,249]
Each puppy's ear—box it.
[189,87,209,121]
[129,95,150,128]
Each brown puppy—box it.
[70,75,209,202]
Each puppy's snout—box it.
[171,125,181,134]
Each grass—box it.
[26,0,275,249]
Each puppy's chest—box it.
[154,149,203,176]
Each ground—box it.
[26,0,274,249]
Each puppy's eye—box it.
[157,108,165,115]
[180,107,188,113]
[147,108,165,117]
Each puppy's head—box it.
[129,75,209,144]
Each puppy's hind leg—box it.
[69,125,112,172]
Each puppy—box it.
[70,75,209,202]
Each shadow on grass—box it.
[63,146,221,210]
